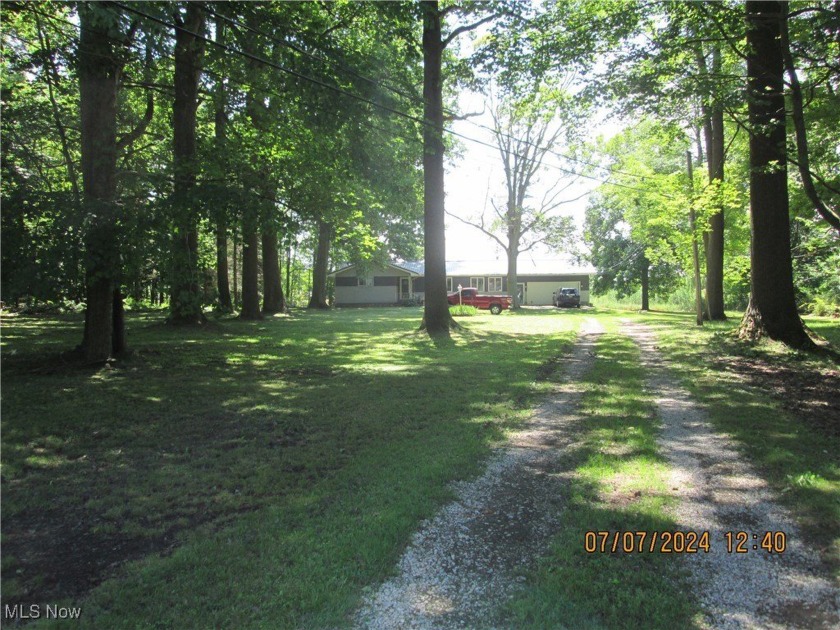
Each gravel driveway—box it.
[353,319,604,629]
[353,319,839,629]
[622,320,839,629]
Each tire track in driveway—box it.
[353,318,604,630]
[621,320,840,630]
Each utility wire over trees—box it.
[448,88,582,309]
[3,0,838,355]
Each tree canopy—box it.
[2,0,837,349]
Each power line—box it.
[15,3,668,199]
[115,2,650,191]
[201,2,652,183]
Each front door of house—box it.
[517,283,525,305]
[400,277,411,300]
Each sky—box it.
[442,90,617,269]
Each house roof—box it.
[330,260,424,277]
[331,257,595,277]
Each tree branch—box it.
[446,209,509,253]
[442,13,496,48]
[117,41,155,154]
[781,13,840,233]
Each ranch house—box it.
[330,259,593,306]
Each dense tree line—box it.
[3,1,426,357]
[572,0,839,345]
[2,0,838,351]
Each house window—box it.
[487,276,503,292]
[446,277,453,292]
[358,276,372,286]
[470,277,485,291]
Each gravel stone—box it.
[622,320,840,630]
[353,319,605,629]
[353,319,839,629]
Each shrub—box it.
[449,305,478,317]
[804,294,840,318]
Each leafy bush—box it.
[803,294,840,318]
[449,305,478,317]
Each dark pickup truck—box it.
[553,287,581,308]
[447,287,512,314]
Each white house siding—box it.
[517,276,590,306]
[331,264,591,306]
[333,266,414,305]
[522,281,557,306]
[335,285,397,304]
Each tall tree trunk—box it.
[687,152,704,326]
[308,221,331,309]
[232,226,240,310]
[262,226,285,313]
[640,255,650,312]
[216,225,232,311]
[507,245,519,310]
[240,220,262,319]
[421,1,455,334]
[739,1,812,348]
[170,3,206,324]
[214,15,232,312]
[696,45,727,320]
[706,48,726,319]
[507,212,520,309]
[286,241,293,306]
[77,6,122,362]
[780,12,840,233]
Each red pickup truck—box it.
[447,287,513,314]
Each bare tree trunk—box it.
[308,221,331,309]
[687,151,704,326]
[216,225,232,311]
[507,245,519,310]
[286,241,293,306]
[77,6,122,362]
[170,3,206,325]
[240,220,262,319]
[262,226,285,313]
[232,226,240,310]
[706,48,726,319]
[214,15,232,312]
[640,255,650,312]
[739,1,812,348]
[780,12,840,233]
[420,1,456,335]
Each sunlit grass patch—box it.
[1,307,579,628]
[502,332,700,630]
[629,310,840,574]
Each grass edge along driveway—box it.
[2,307,579,629]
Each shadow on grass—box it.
[620,310,840,575]
[501,334,702,630]
[1,308,577,627]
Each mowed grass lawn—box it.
[1,307,583,628]
[2,307,838,629]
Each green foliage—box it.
[449,304,479,316]
[791,217,840,314]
